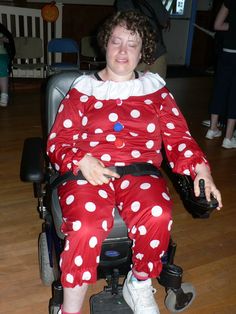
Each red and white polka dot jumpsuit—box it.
[47,72,208,288]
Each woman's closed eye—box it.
[111,38,121,45]
[128,43,138,48]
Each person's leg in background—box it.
[0,54,10,107]
[201,31,225,127]
[224,119,236,138]
[222,54,236,148]
[206,52,230,141]
[207,52,236,148]
[137,53,167,79]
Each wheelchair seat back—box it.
[45,71,82,134]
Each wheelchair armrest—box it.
[20,137,45,183]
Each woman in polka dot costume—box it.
[47,10,222,314]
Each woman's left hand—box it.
[194,163,223,210]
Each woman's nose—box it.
[119,43,127,53]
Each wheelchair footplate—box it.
[90,285,132,314]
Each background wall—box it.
[1,0,222,70]
[62,4,114,41]
[190,0,222,69]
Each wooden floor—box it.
[0,75,236,314]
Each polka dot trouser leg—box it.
[115,175,173,278]
[58,180,115,288]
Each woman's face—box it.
[105,24,142,79]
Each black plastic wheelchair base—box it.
[90,269,132,314]
[90,286,132,314]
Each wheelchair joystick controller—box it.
[199,179,206,198]
[197,179,218,208]
[181,178,219,219]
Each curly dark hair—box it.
[97,10,157,65]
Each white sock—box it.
[131,274,139,282]
[131,274,148,282]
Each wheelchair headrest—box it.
[45,71,91,134]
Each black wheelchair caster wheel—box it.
[165,282,196,312]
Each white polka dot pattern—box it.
[64,239,70,251]
[66,195,74,205]
[72,221,82,231]
[89,236,98,248]
[148,262,154,272]
[121,180,130,189]
[150,239,160,248]
[98,190,108,198]
[140,183,151,190]
[74,255,83,266]
[131,201,141,212]
[138,225,147,235]
[130,109,140,118]
[63,119,72,128]
[136,253,144,260]
[66,273,74,283]
[101,154,111,161]
[85,202,96,212]
[94,101,103,109]
[109,113,118,121]
[151,206,163,217]
[82,271,91,280]
[102,220,108,231]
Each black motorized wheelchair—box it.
[20,71,218,314]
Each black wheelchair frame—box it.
[20,71,218,314]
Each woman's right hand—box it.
[78,154,120,185]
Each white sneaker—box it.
[0,102,7,107]
[123,271,160,314]
[222,137,236,149]
[205,129,222,139]
[0,93,8,107]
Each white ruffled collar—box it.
[71,71,166,100]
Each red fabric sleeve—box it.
[46,88,86,175]
[156,88,210,179]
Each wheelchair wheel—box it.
[38,232,56,286]
[164,282,196,312]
